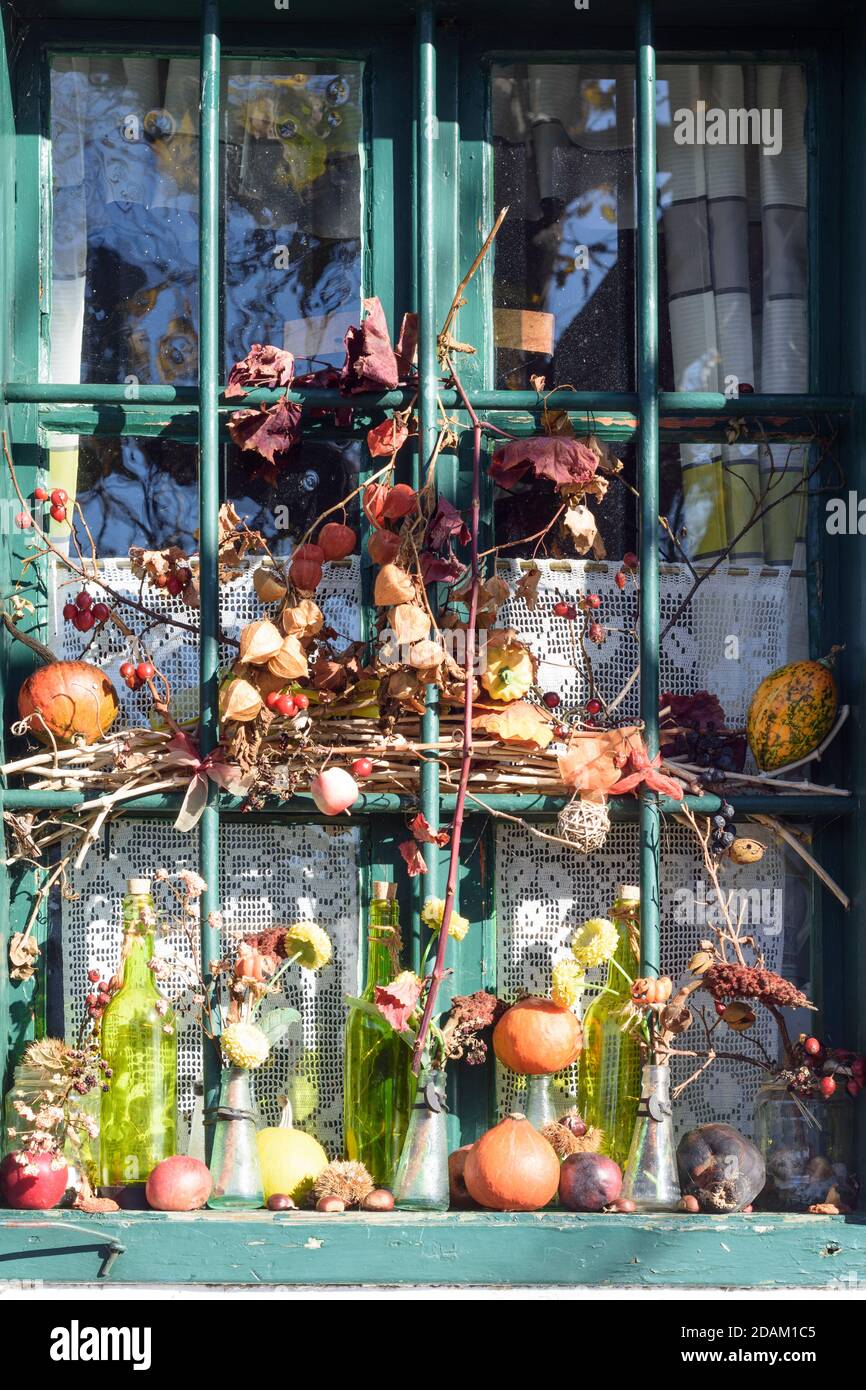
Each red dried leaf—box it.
[374,973,423,1032]
[608,738,684,800]
[409,811,450,847]
[661,690,726,731]
[421,497,470,586]
[395,312,419,377]
[341,296,399,394]
[225,344,294,399]
[490,437,600,489]
[227,399,302,466]
[399,839,428,877]
[367,416,409,458]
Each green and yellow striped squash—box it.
[746,657,838,772]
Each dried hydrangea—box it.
[571,917,619,970]
[551,960,586,1009]
[703,963,812,1010]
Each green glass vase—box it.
[577,885,642,1168]
[343,881,414,1187]
[99,878,177,1186]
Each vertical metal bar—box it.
[199,0,222,1135]
[415,0,440,940]
[636,0,660,979]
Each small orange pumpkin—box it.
[492,996,583,1076]
[18,661,120,746]
[464,1112,560,1211]
[289,543,324,593]
[318,522,356,561]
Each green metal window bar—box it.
[0,0,859,1284]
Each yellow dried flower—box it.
[220,1021,270,1069]
[283,921,333,971]
[421,898,470,942]
[551,959,586,1009]
[571,917,619,969]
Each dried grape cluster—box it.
[709,801,736,857]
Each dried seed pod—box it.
[388,602,431,646]
[688,950,714,975]
[408,639,446,670]
[238,619,283,666]
[728,837,765,865]
[282,599,324,638]
[373,563,415,606]
[722,1002,757,1031]
[219,677,263,724]
[253,565,288,604]
[267,634,309,681]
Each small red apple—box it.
[0,1150,68,1209]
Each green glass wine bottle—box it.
[100,878,177,1186]
[577,884,642,1168]
[343,881,414,1187]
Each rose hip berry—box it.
[803,1036,822,1057]
[15,510,32,529]
[542,692,561,709]
[136,661,155,682]
[265,691,283,711]
[275,695,296,718]
[586,593,601,609]
[351,757,374,778]
[614,570,627,590]
[586,697,602,714]
[87,968,100,983]
[75,591,93,610]
[820,1075,837,1099]
[92,602,110,623]
[166,574,183,596]
[293,693,309,711]
[34,487,49,502]
[623,551,638,569]
[75,610,95,632]
[50,488,68,507]
[553,600,571,618]
[588,622,605,644]
[50,505,67,522]
[62,602,77,622]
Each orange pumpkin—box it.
[318,522,356,561]
[289,543,324,593]
[18,661,120,746]
[492,996,583,1076]
[464,1113,560,1211]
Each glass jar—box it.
[3,1064,101,1192]
[393,1069,450,1211]
[207,1067,265,1210]
[754,1080,858,1211]
[620,1064,681,1211]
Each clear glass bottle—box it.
[343,880,414,1187]
[577,885,642,1167]
[754,1079,858,1211]
[207,1066,264,1209]
[393,1068,450,1211]
[621,1064,681,1211]
[524,1074,557,1131]
[99,878,177,1186]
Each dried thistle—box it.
[542,1115,604,1159]
[313,1160,374,1207]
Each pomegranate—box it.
[145,1155,212,1211]
[0,1150,68,1210]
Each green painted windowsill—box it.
[0,1208,861,1287]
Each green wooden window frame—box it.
[1,0,864,1287]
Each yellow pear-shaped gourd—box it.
[256,1097,328,1203]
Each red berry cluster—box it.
[34,486,69,524]
[792,1035,866,1100]
[85,967,117,1025]
[119,659,156,692]
[613,551,638,590]
[153,564,193,598]
[62,590,111,632]
[265,689,311,720]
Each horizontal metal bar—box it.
[8,384,853,416]
[1,788,850,818]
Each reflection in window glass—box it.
[49,55,363,385]
[490,65,635,391]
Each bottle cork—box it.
[127,877,152,895]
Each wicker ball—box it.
[556,796,610,853]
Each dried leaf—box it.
[9,932,39,982]
[562,502,598,555]
[558,727,643,794]
[395,312,419,377]
[473,699,556,751]
[515,564,542,611]
[408,811,450,847]
[490,436,600,490]
[341,296,399,393]
[398,840,428,877]
[225,344,294,399]
[227,398,302,466]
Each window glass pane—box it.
[58,435,199,555]
[489,62,808,401]
[490,64,636,391]
[494,439,637,560]
[49,55,364,385]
